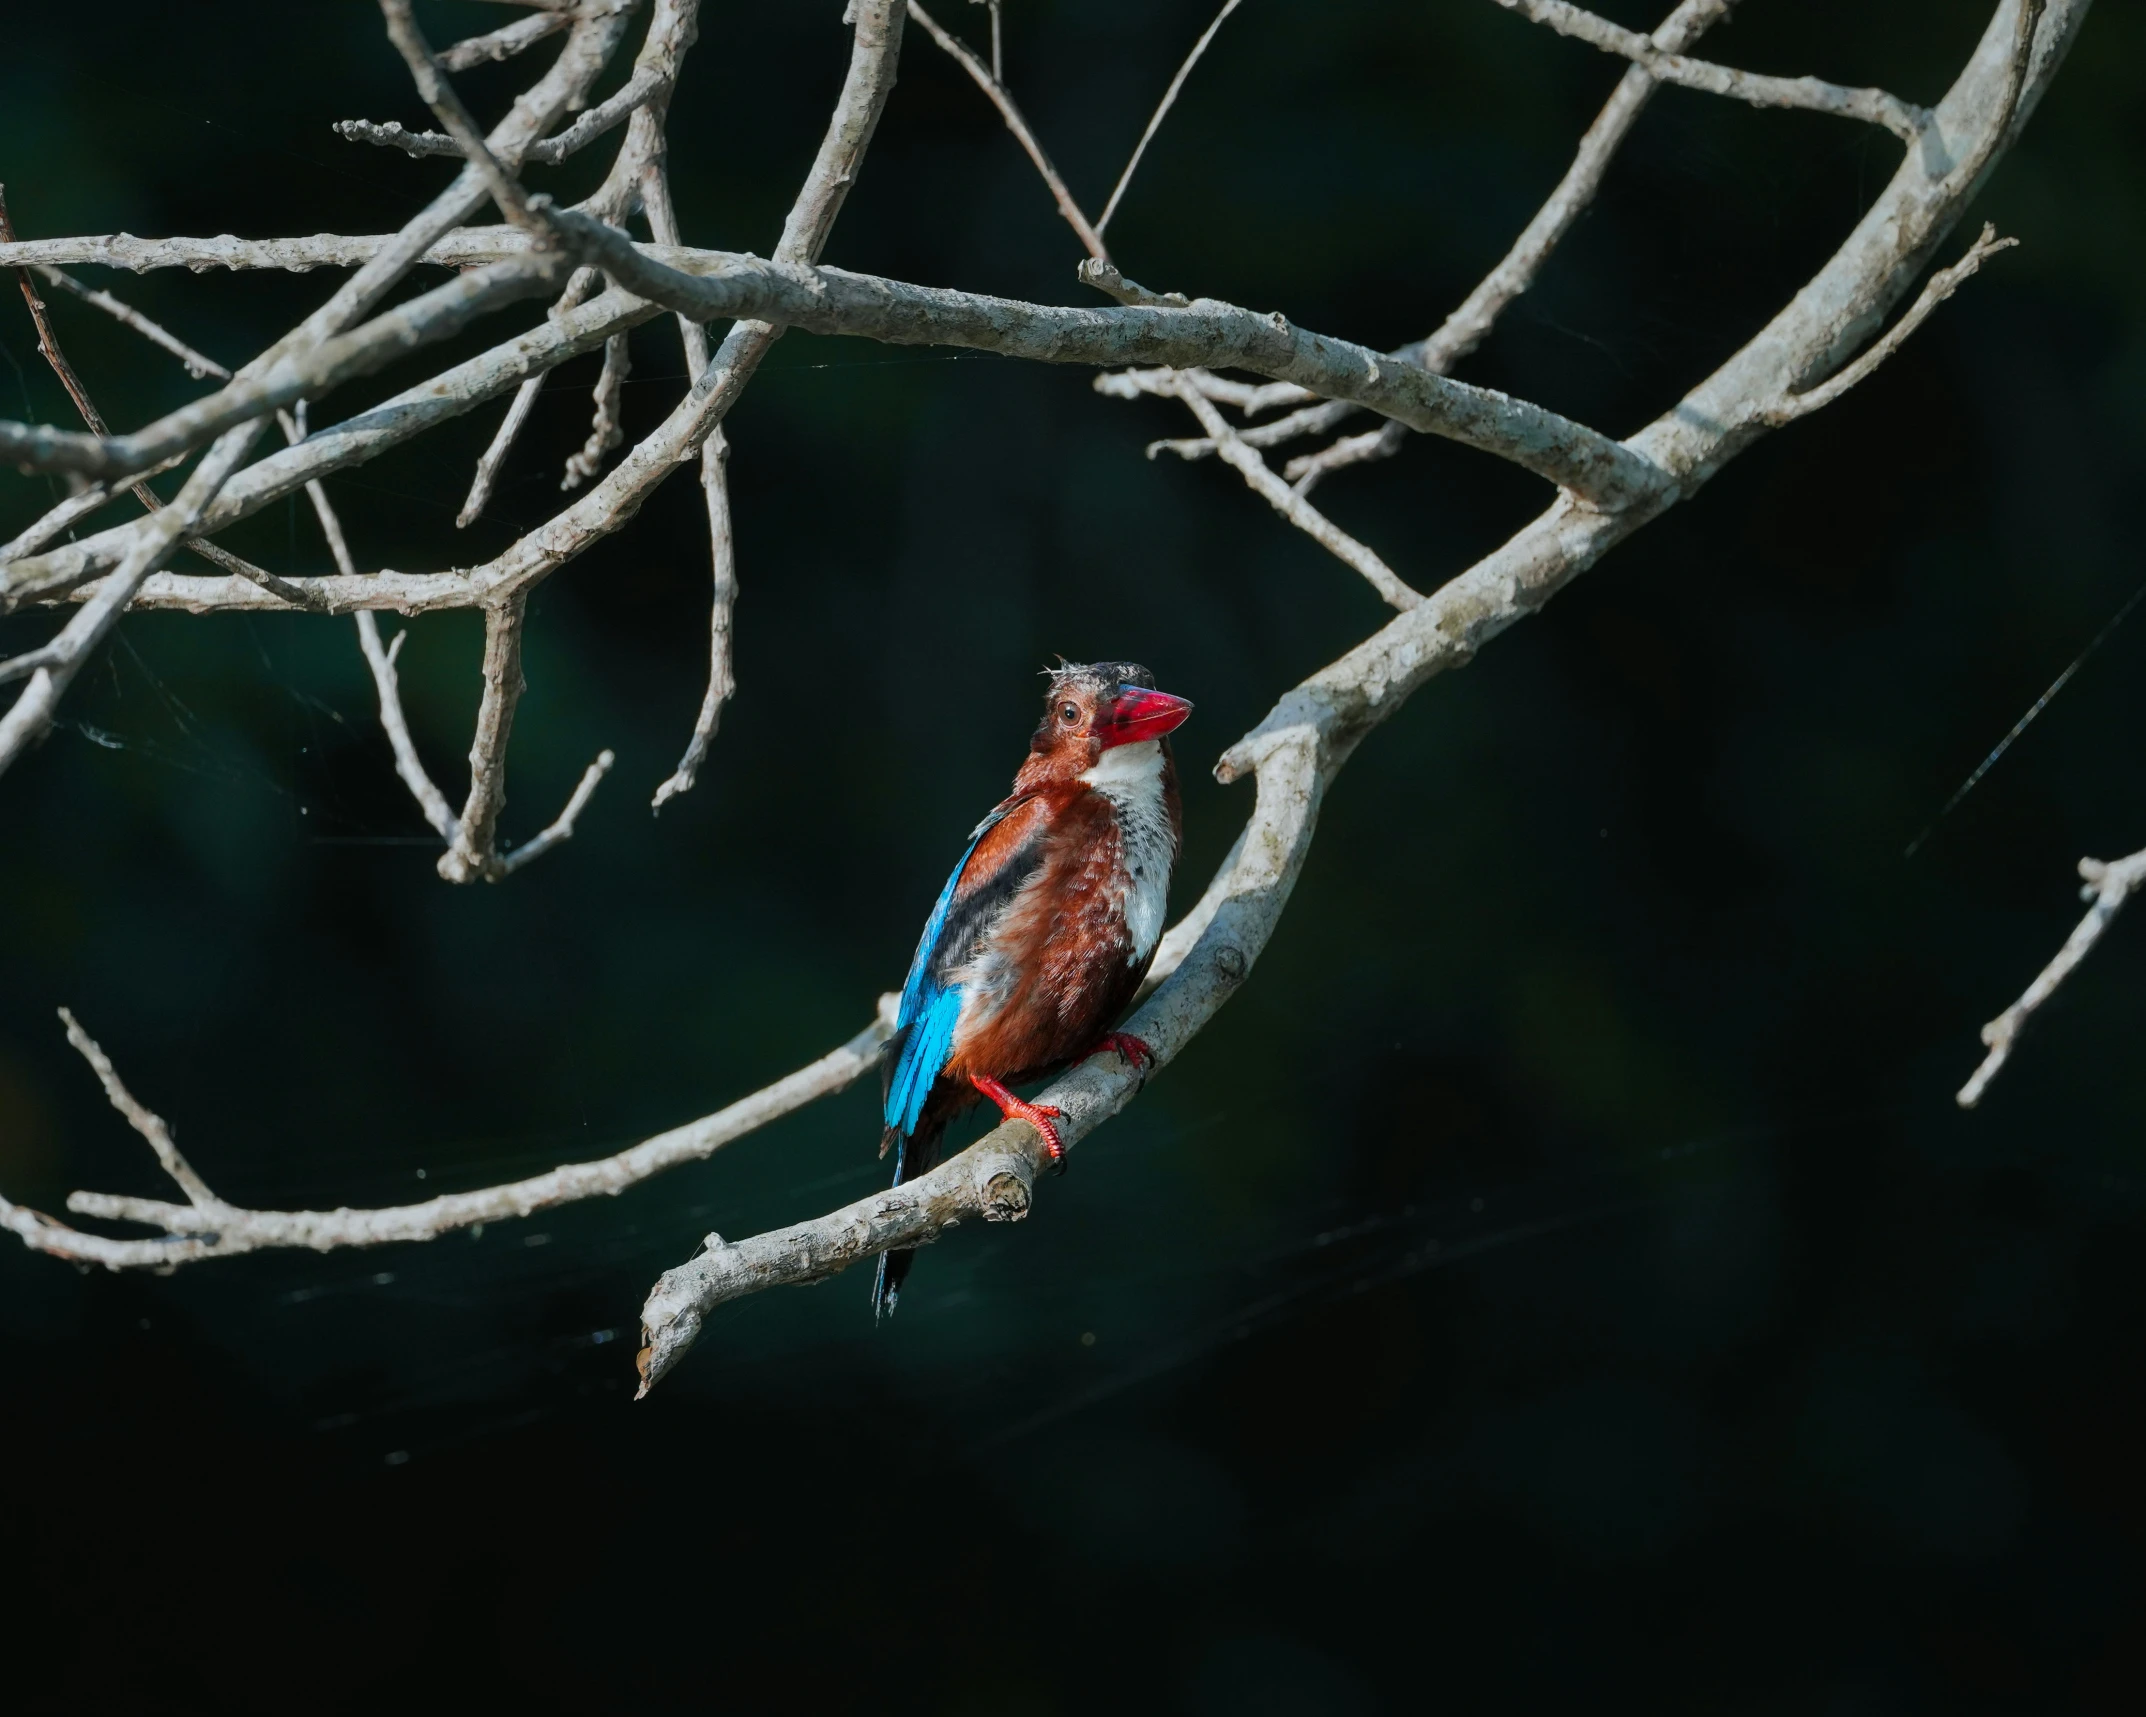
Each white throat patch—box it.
[1079,740,1173,963]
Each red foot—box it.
[1096,1031,1155,1074]
[970,1074,1068,1171]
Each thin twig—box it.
[640,157,738,812]
[459,266,604,526]
[1076,258,1189,309]
[377,0,545,231]
[907,2,1108,260]
[1172,383,1420,610]
[1493,0,1931,144]
[1097,0,1245,234]
[56,1007,221,1210]
[649,431,735,809]
[355,618,459,842]
[1764,224,2016,423]
[1958,846,2146,1107]
[0,999,898,1268]
[32,265,231,379]
[561,329,631,488]
[333,119,466,159]
[499,748,616,871]
[1121,0,1738,472]
[0,456,186,564]
[1,197,306,602]
[0,418,267,777]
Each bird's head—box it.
[1025,660,1192,779]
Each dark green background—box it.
[3,1,2142,1709]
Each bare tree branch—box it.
[0,416,266,774]
[633,0,2089,1392]
[1493,0,1932,143]
[355,615,459,841]
[0,1000,896,1268]
[57,1007,219,1210]
[907,2,1108,260]
[0,460,182,565]
[640,156,737,812]
[561,330,631,488]
[1096,0,1246,234]
[29,264,229,380]
[1763,223,2016,423]
[378,0,546,232]
[338,63,674,169]
[0,0,2106,1377]
[1117,0,1738,473]
[333,118,468,159]
[439,8,571,73]
[460,266,604,526]
[499,748,616,872]
[437,594,525,882]
[518,206,1674,509]
[1957,844,2146,1107]
[1171,382,1421,610]
[459,379,544,528]
[0,194,298,599]
[3,285,659,614]
[0,255,571,483]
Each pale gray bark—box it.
[0,3,2099,1368]
[636,0,2086,1391]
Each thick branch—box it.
[1115,0,1737,466]
[633,0,2089,1390]
[527,206,1669,509]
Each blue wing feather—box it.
[883,804,1019,1139]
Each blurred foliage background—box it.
[2,1,2144,1709]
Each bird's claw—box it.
[1097,1031,1155,1075]
[1014,1101,1069,1174]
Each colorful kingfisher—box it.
[873,661,1193,1318]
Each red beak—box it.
[1099,684,1192,748]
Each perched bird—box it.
[873,661,1192,1318]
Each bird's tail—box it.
[871,1112,946,1321]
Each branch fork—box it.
[0,2,2103,1400]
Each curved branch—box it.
[524,206,1671,509]
[0,1002,897,1269]
[633,0,2090,1392]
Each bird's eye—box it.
[1060,703,1079,724]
